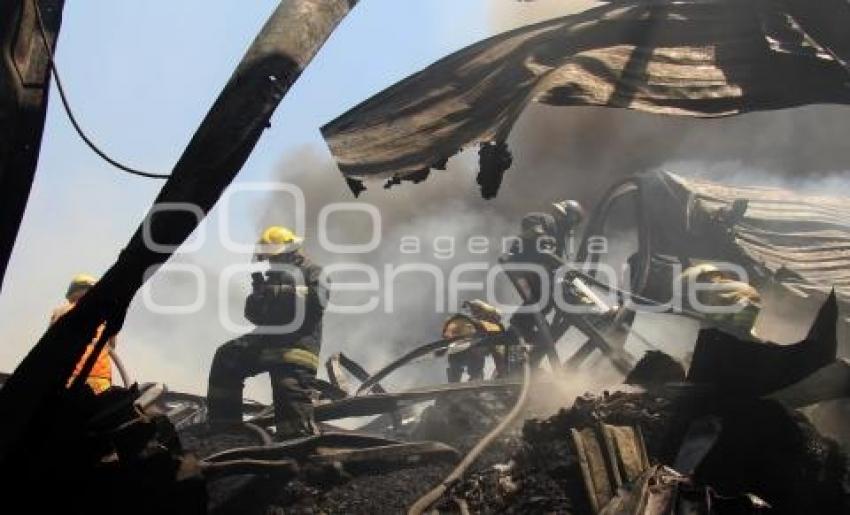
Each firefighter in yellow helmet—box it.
[49,274,116,394]
[442,299,507,382]
[680,263,762,340]
[207,226,329,439]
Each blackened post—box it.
[0,0,65,292]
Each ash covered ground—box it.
[194,375,850,515]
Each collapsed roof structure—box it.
[517,170,850,373]
[1,0,850,513]
[641,171,850,299]
[579,170,850,303]
[321,0,850,197]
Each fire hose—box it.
[356,333,507,396]
[407,348,532,515]
[108,348,131,387]
[561,262,709,322]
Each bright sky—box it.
[0,1,589,396]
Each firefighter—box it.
[442,300,507,382]
[50,274,116,394]
[207,226,329,438]
[541,200,585,257]
[680,263,762,340]
[504,200,586,366]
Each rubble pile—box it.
[623,351,686,387]
[693,400,849,515]
[206,390,673,514]
[181,423,276,514]
[188,319,850,514]
[268,463,453,514]
[411,392,519,450]
[457,391,677,514]
[192,380,849,514]
[454,390,850,515]
[262,393,521,514]
[524,391,678,458]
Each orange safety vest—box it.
[50,301,114,394]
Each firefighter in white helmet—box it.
[680,263,761,340]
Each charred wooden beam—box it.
[204,431,408,463]
[247,379,527,427]
[0,0,359,464]
[202,441,459,480]
[0,0,65,292]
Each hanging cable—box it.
[33,1,170,179]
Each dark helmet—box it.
[520,213,553,238]
[552,200,585,228]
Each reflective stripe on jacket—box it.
[259,346,320,372]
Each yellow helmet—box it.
[254,225,303,261]
[442,314,478,339]
[680,263,761,307]
[66,273,97,299]
[463,299,503,323]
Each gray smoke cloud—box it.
[253,146,523,389]
[227,2,850,392]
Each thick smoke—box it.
[232,3,850,393]
[253,146,523,389]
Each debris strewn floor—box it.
[195,384,850,514]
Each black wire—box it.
[33,1,170,180]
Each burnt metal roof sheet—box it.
[662,171,850,298]
[321,0,850,194]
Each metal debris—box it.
[321,0,850,195]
